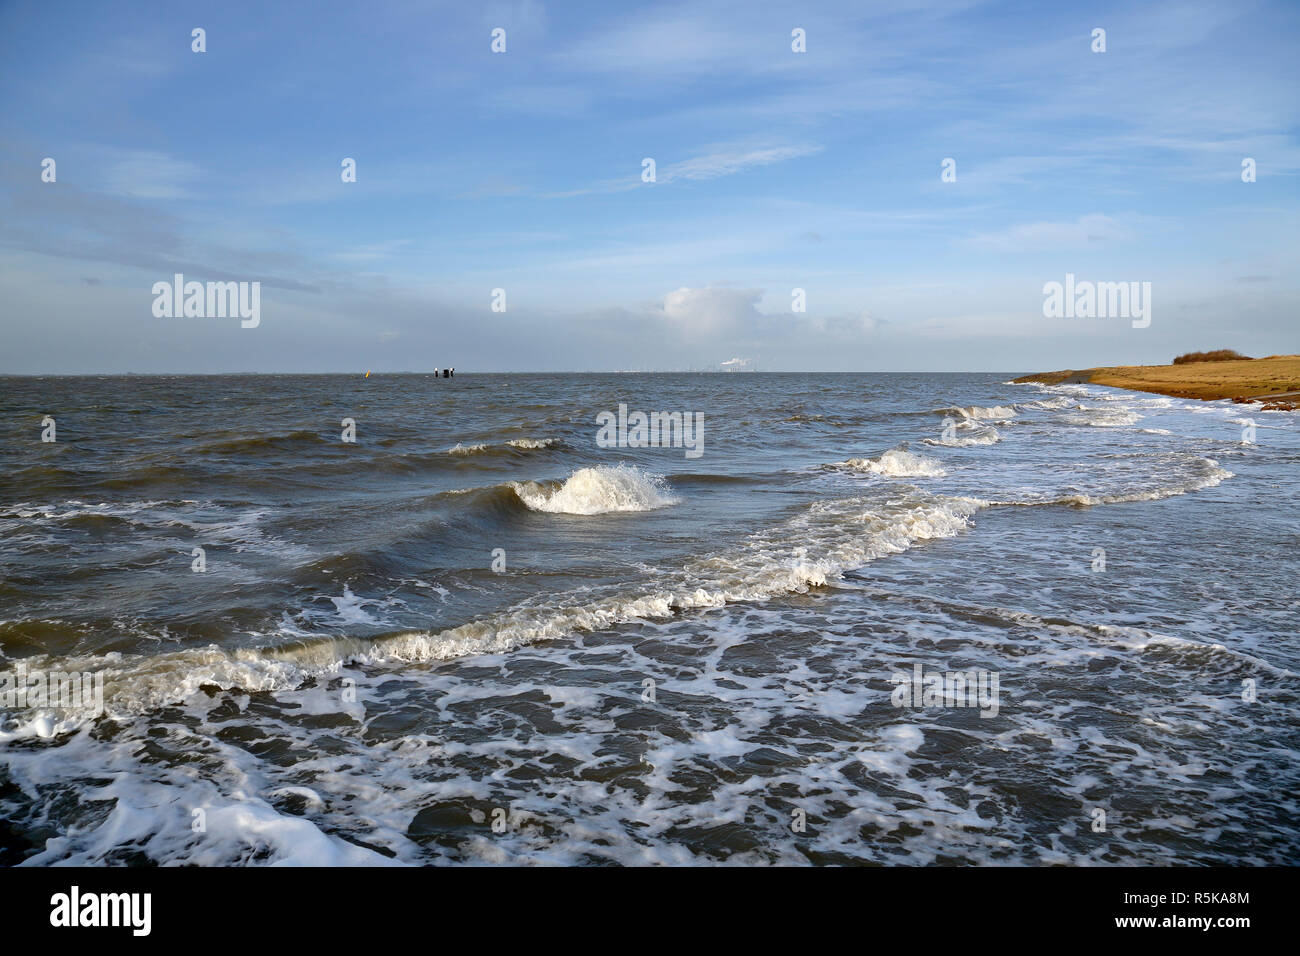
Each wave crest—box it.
[937,404,1017,420]
[510,465,679,515]
[836,447,946,477]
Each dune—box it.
[1014,355,1300,408]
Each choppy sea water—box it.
[0,372,1296,866]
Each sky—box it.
[0,0,1297,373]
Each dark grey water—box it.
[0,373,1296,864]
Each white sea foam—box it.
[9,577,1291,865]
[326,586,389,627]
[990,457,1232,507]
[447,439,557,454]
[511,465,679,515]
[0,499,200,523]
[942,404,1017,420]
[923,424,1001,447]
[1061,407,1142,427]
[836,448,946,477]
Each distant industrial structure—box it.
[719,357,756,372]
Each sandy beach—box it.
[1015,355,1300,408]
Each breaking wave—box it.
[509,464,679,515]
[834,447,946,477]
[0,490,987,731]
[937,404,1018,420]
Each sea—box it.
[0,372,1296,865]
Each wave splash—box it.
[510,464,679,515]
[937,404,1018,420]
[835,447,946,477]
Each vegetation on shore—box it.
[1172,349,1251,364]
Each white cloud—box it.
[659,285,763,333]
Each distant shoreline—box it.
[1013,355,1300,410]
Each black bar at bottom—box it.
[0,865,1274,943]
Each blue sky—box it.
[1,0,1296,372]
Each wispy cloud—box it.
[98,149,204,200]
[966,214,1134,250]
[545,144,821,197]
